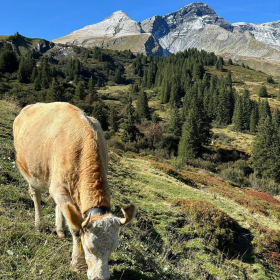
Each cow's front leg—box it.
[50,186,87,272]
[69,227,87,273]
[56,205,67,238]
[28,184,45,231]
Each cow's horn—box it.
[119,208,128,225]
[82,213,91,228]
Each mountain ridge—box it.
[52,2,280,74]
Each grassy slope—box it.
[1,99,280,279]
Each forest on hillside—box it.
[1,33,280,195]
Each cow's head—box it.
[65,203,136,280]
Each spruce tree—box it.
[33,76,41,91]
[242,89,252,130]
[73,81,85,103]
[232,95,243,131]
[108,108,119,133]
[92,102,108,130]
[121,100,138,142]
[46,78,64,102]
[136,90,150,120]
[252,116,280,182]
[168,108,182,137]
[258,84,268,97]
[178,109,199,159]
[250,105,259,134]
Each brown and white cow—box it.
[13,102,136,280]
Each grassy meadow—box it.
[1,98,280,280]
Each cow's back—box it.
[13,102,102,190]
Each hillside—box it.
[1,100,280,279]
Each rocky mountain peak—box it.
[105,10,132,22]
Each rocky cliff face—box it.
[53,11,163,56]
[233,21,280,51]
[53,2,280,72]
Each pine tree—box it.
[108,108,118,133]
[258,84,268,97]
[215,57,224,71]
[169,81,180,107]
[228,58,233,65]
[136,90,150,120]
[178,110,200,159]
[73,81,85,103]
[113,68,122,84]
[252,116,280,182]
[121,100,138,142]
[33,76,41,91]
[0,43,18,73]
[259,99,271,123]
[168,108,182,137]
[232,95,243,131]
[272,108,280,130]
[250,105,259,134]
[41,59,51,88]
[92,102,108,131]
[46,78,64,102]
[242,89,252,130]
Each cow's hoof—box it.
[57,230,66,238]
[70,265,87,274]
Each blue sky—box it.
[1,0,279,41]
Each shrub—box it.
[173,200,240,252]
[220,166,245,185]
[249,174,280,195]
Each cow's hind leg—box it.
[56,205,67,238]
[28,184,45,231]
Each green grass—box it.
[1,99,280,279]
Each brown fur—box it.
[65,203,84,230]
[13,102,111,215]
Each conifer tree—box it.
[252,116,280,182]
[232,96,243,131]
[46,78,64,102]
[136,90,150,120]
[168,108,182,137]
[0,43,18,73]
[272,108,280,130]
[258,84,268,97]
[92,102,108,130]
[250,105,259,134]
[33,76,41,91]
[178,109,199,159]
[108,107,119,133]
[121,100,138,142]
[228,58,233,65]
[87,76,97,102]
[242,89,252,130]
[169,81,180,107]
[73,81,85,103]
[259,98,271,123]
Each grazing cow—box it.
[13,102,136,280]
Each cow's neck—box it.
[75,136,111,215]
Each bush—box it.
[186,157,216,172]
[173,200,240,252]
[249,174,280,195]
[220,166,245,185]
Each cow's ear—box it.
[119,204,136,226]
[65,203,84,230]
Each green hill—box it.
[1,99,280,279]
[1,34,280,279]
